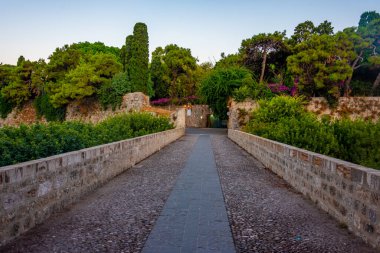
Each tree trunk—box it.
[169,71,178,101]
[371,72,380,95]
[259,50,267,84]
[344,51,363,97]
[344,75,352,97]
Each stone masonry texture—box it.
[0,128,185,247]
[0,128,378,252]
[142,134,235,253]
[0,133,196,253]
[228,129,380,250]
[228,97,380,130]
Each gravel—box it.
[211,134,377,253]
[0,135,197,253]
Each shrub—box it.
[200,67,254,119]
[0,93,15,119]
[233,79,275,102]
[244,96,380,169]
[34,93,66,121]
[0,113,173,167]
[98,72,132,110]
[332,119,380,169]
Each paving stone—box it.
[211,134,377,253]
[0,135,198,253]
[142,133,235,253]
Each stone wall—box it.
[228,97,380,130]
[185,105,211,128]
[0,92,187,129]
[0,101,46,127]
[66,92,150,124]
[227,99,258,130]
[0,92,149,127]
[0,128,185,246]
[173,108,186,129]
[228,129,380,250]
[307,97,380,121]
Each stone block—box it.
[0,128,184,246]
[336,164,352,180]
[228,129,380,250]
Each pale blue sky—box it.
[0,0,379,65]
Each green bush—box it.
[244,96,380,169]
[233,80,275,102]
[350,80,373,96]
[98,72,132,110]
[332,119,380,169]
[34,93,66,121]
[0,92,15,119]
[0,113,173,167]
[199,67,254,120]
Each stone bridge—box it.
[0,129,378,253]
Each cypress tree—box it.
[125,35,134,73]
[128,23,149,93]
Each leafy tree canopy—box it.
[240,31,287,83]
[150,44,198,100]
[290,20,334,44]
[287,34,355,101]
[129,23,149,94]
[48,53,121,107]
[199,67,253,119]
[215,53,243,69]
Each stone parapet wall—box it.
[227,99,258,130]
[228,129,380,250]
[0,128,185,246]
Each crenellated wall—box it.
[0,128,185,246]
[229,129,380,250]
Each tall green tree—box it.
[290,20,334,45]
[48,53,121,107]
[125,35,134,69]
[358,11,380,29]
[150,44,197,100]
[291,21,316,43]
[340,27,373,94]
[150,47,169,98]
[0,64,18,117]
[163,44,197,98]
[287,34,354,101]
[17,55,25,66]
[215,53,243,69]
[358,13,380,94]
[314,20,334,35]
[1,60,45,106]
[128,23,149,94]
[46,45,82,83]
[71,42,121,61]
[199,67,253,119]
[240,31,287,83]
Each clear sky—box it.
[0,0,379,65]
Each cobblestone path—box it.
[0,128,377,253]
[211,134,376,253]
[0,135,198,253]
[142,133,235,253]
